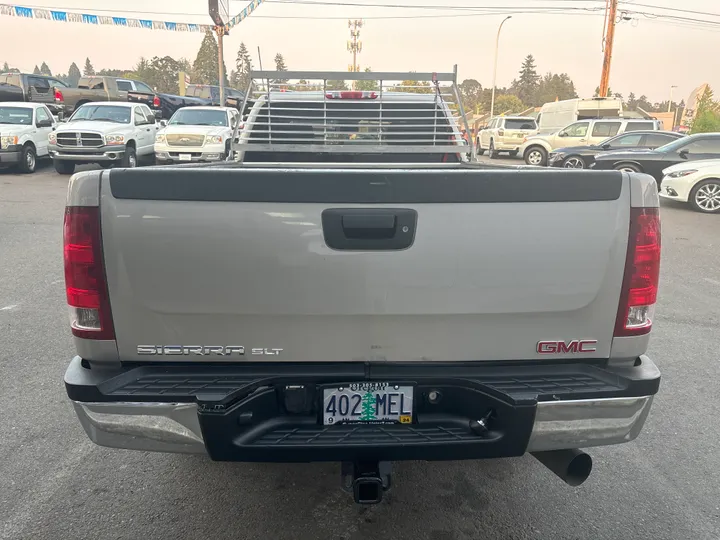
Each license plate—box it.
[178,153,192,161]
[323,383,413,425]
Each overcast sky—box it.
[2,0,718,103]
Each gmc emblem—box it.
[537,340,598,354]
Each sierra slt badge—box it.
[536,340,597,354]
[137,345,283,356]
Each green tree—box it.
[459,79,482,114]
[356,67,379,92]
[192,30,220,85]
[691,86,720,134]
[359,392,376,421]
[273,53,288,86]
[494,94,525,115]
[68,62,82,86]
[2,61,9,72]
[535,73,577,105]
[39,62,52,76]
[83,58,95,76]
[97,68,126,77]
[33,65,41,75]
[395,79,433,94]
[593,86,613,98]
[326,79,348,91]
[232,42,253,91]
[626,92,637,110]
[511,55,540,106]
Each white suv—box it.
[520,118,662,166]
[477,116,538,159]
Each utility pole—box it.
[489,16,512,120]
[668,85,677,112]
[347,19,363,79]
[216,25,226,105]
[599,0,618,98]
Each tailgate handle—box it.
[322,209,417,251]
[341,214,396,239]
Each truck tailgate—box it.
[100,167,629,362]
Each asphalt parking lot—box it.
[1,162,719,540]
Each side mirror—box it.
[159,120,168,127]
[36,119,52,128]
[601,143,611,150]
[558,132,568,137]
[679,149,689,158]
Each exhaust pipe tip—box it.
[532,449,592,487]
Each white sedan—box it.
[660,159,720,213]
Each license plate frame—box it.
[322,382,414,426]
[178,153,192,161]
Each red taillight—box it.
[153,95,161,108]
[63,207,115,340]
[54,89,64,102]
[614,208,661,337]
[325,91,378,100]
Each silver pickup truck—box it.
[63,69,661,505]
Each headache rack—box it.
[229,67,474,162]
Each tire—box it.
[121,146,137,168]
[53,160,75,175]
[524,146,547,166]
[18,145,37,174]
[476,146,485,156]
[489,140,499,160]
[99,162,114,169]
[509,150,519,158]
[614,163,641,173]
[563,156,586,169]
[689,179,720,213]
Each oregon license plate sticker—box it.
[323,383,413,425]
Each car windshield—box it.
[0,106,33,125]
[70,105,131,124]
[169,109,228,127]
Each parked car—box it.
[129,90,211,121]
[0,73,68,116]
[591,133,720,188]
[548,130,685,169]
[48,101,159,174]
[659,159,720,213]
[520,118,663,166]
[476,116,538,158]
[53,76,156,116]
[186,84,245,107]
[155,106,240,164]
[536,97,623,133]
[0,102,56,173]
[63,70,661,506]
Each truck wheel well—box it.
[23,141,36,151]
[126,140,136,149]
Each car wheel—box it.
[476,146,485,156]
[689,179,720,213]
[614,163,641,173]
[53,160,75,175]
[18,145,37,174]
[121,146,137,168]
[563,156,586,169]
[524,146,547,166]
[99,162,114,169]
[489,140,499,159]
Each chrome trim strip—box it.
[527,396,654,452]
[72,401,206,454]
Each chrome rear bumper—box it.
[72,395,654,456]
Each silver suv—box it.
[520,118,662,166]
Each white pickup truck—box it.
[49,101,159,174]
[0,102,56,173]
[62,69,661,505]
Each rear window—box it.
[625,122,655,132]
[116,80,132,91]
[504,119,536,130]
[244,99,460,163]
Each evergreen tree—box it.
[233,42,253,91]
[33,65,41,75]
[68,62,82,86]
[83,57,95,76]
[326,80,348,91]
[192,30,220,85]
[360,392,376,421]
[2,61,9,72]
[273,53,288,86]
[40,62,52,76]
[511,55,540,106]
[626,92,637,111]
[356,67,379,92]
